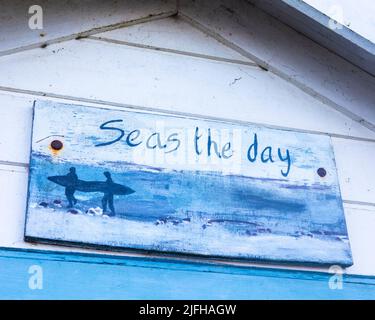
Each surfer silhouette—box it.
[48,169,134,215]
[65,167,78,207]
[102,171,116,216]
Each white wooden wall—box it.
[0,0,374,277]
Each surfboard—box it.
[48,175,135,195]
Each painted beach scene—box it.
[25,101,353,266]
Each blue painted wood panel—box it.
[0,247,373,300]
[25,100,352,266]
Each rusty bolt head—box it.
[50,140,63,151]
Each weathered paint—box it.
[0,247,374,299]
[0,0,374,292]
[24,100,352,266]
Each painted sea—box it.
[25,152,352,265]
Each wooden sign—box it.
[25,100,352,266]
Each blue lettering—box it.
[207,129,222,158]
[222,142,233,159]
[146,132,167,149]
[126,129,142,147]
[247,133,258,162]
[278,148,291,177]
[95,120,124,147]
[194,127,202,155]
[261,146,274,163]
[165,133,181,154]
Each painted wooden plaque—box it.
[25,100,352,266]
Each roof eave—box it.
[249,0,375,77]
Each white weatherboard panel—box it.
[0,165,28,245]
[344,206,375,276]
[0,94,34,165]
[94,16,252,62]
[180,0,375,128]
[333,138,375,205]
[0,0,176,53]
[0,41,374,143]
